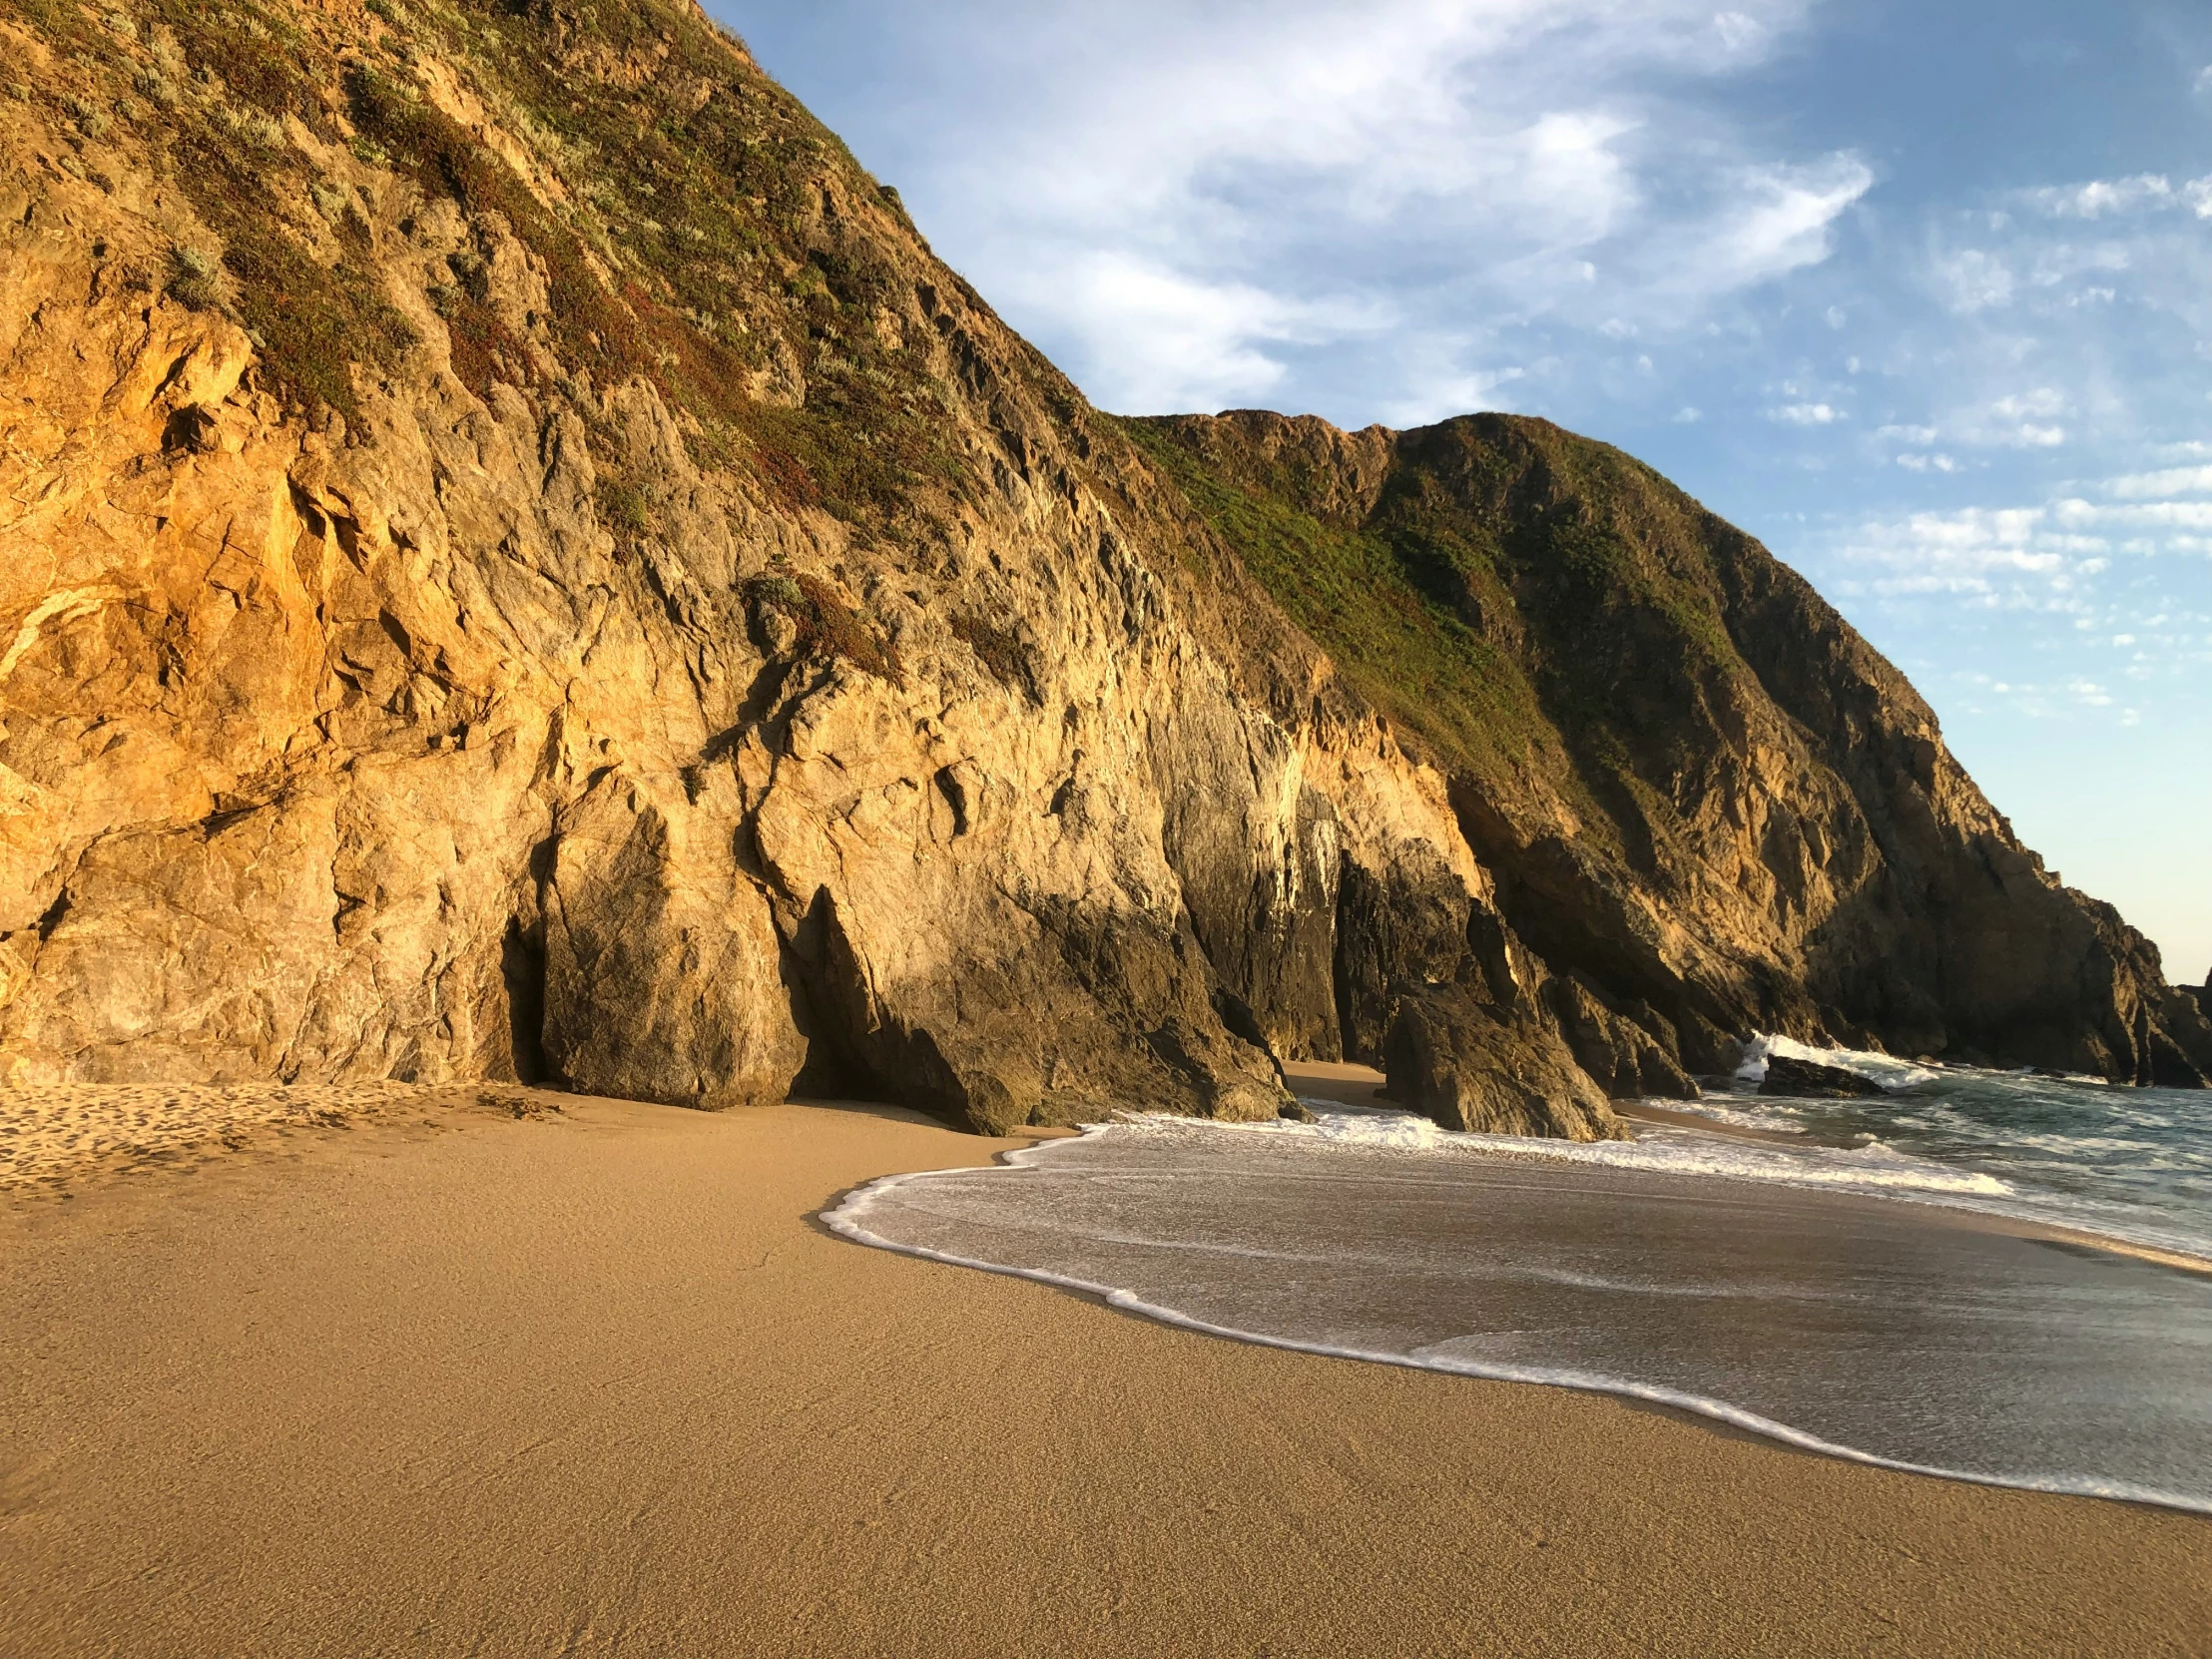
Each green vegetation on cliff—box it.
[4,0,966,525]
[1116,414,1576,820]
[1122,411,1776,872]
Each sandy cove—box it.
[3,1089,2209,1658]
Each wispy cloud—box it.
[840,0,1860,416]
[1034,254,1390,411]
[2106,464,2212,498]
[2018,173,2212,220]
[1822,462,2212,698]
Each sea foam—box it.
[827,1059,2212,1512]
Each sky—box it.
[713,0,2212,983]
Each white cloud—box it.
[1934,248,2014,312]
[1028,253,1388,411]
[2019,173,2212,221]
[1883,188,2212,495]
[1771,401,1840,425]
[1833,505,2066,597]
[1824,460,2212,641]
[2057,499,2212,531]
[1902,389,2071,450]
[2106,464,2212,498]
[2025,175,2179,219]
[835,0,1856,413]
[1712,10,1767,55]
[1377,362,1526,427]
[1676,156,1875,294]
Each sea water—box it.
[828,1037,2212,1512]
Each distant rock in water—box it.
[1,0,2207,1131]
[1760,1055,1892,1100]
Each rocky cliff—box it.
[1,0,2202,1140]
[1126,411,2212,1088]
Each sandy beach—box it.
[3,1090,2209,1657]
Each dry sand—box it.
[0,1078,556,1189]
[3,1090,2209,1657]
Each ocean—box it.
[828,1036,2212,1513]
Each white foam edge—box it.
[1736,1032,1942,1089]
[823,1140,2212,1519]
[1135,1104,2017,1197]
[1249,1105,2212,1262]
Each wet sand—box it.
[3,1092,2209,1657]
[1616,1098,1811,1143]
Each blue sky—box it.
[713,0,2212,983]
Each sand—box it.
[3,1090,2209,1657]
[0,1078,556,1189]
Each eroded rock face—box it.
[0,0,2197,1139]
[0,0,1486,1131]
[1130,411,2212,1091]
[1383,988,1625,1141]
[1543,975,1699,1102]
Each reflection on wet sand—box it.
[833,1115,2212,1512]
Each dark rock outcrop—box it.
[1759,1054,1890,1100]
[1543,974,1700,1101]
[1383,988,1624,1140]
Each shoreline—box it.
[1611,1096,2212,1278]
[830,1130,2212,1517]
[4,1090,2207,1656]
[1284,1066,2212,1277]
[1616,1098,1811,1142]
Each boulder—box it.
[1382,988,1626,1141]
[1759,1054,1890,1099]
[1544,975,1700,1101]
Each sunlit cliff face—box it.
[1,0,2206,1130]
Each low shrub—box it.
[746,572,900,682]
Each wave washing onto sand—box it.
[1684,1033,2212,1261]
[1268,1098,2020,1198]
[829,1053,2212,1513]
